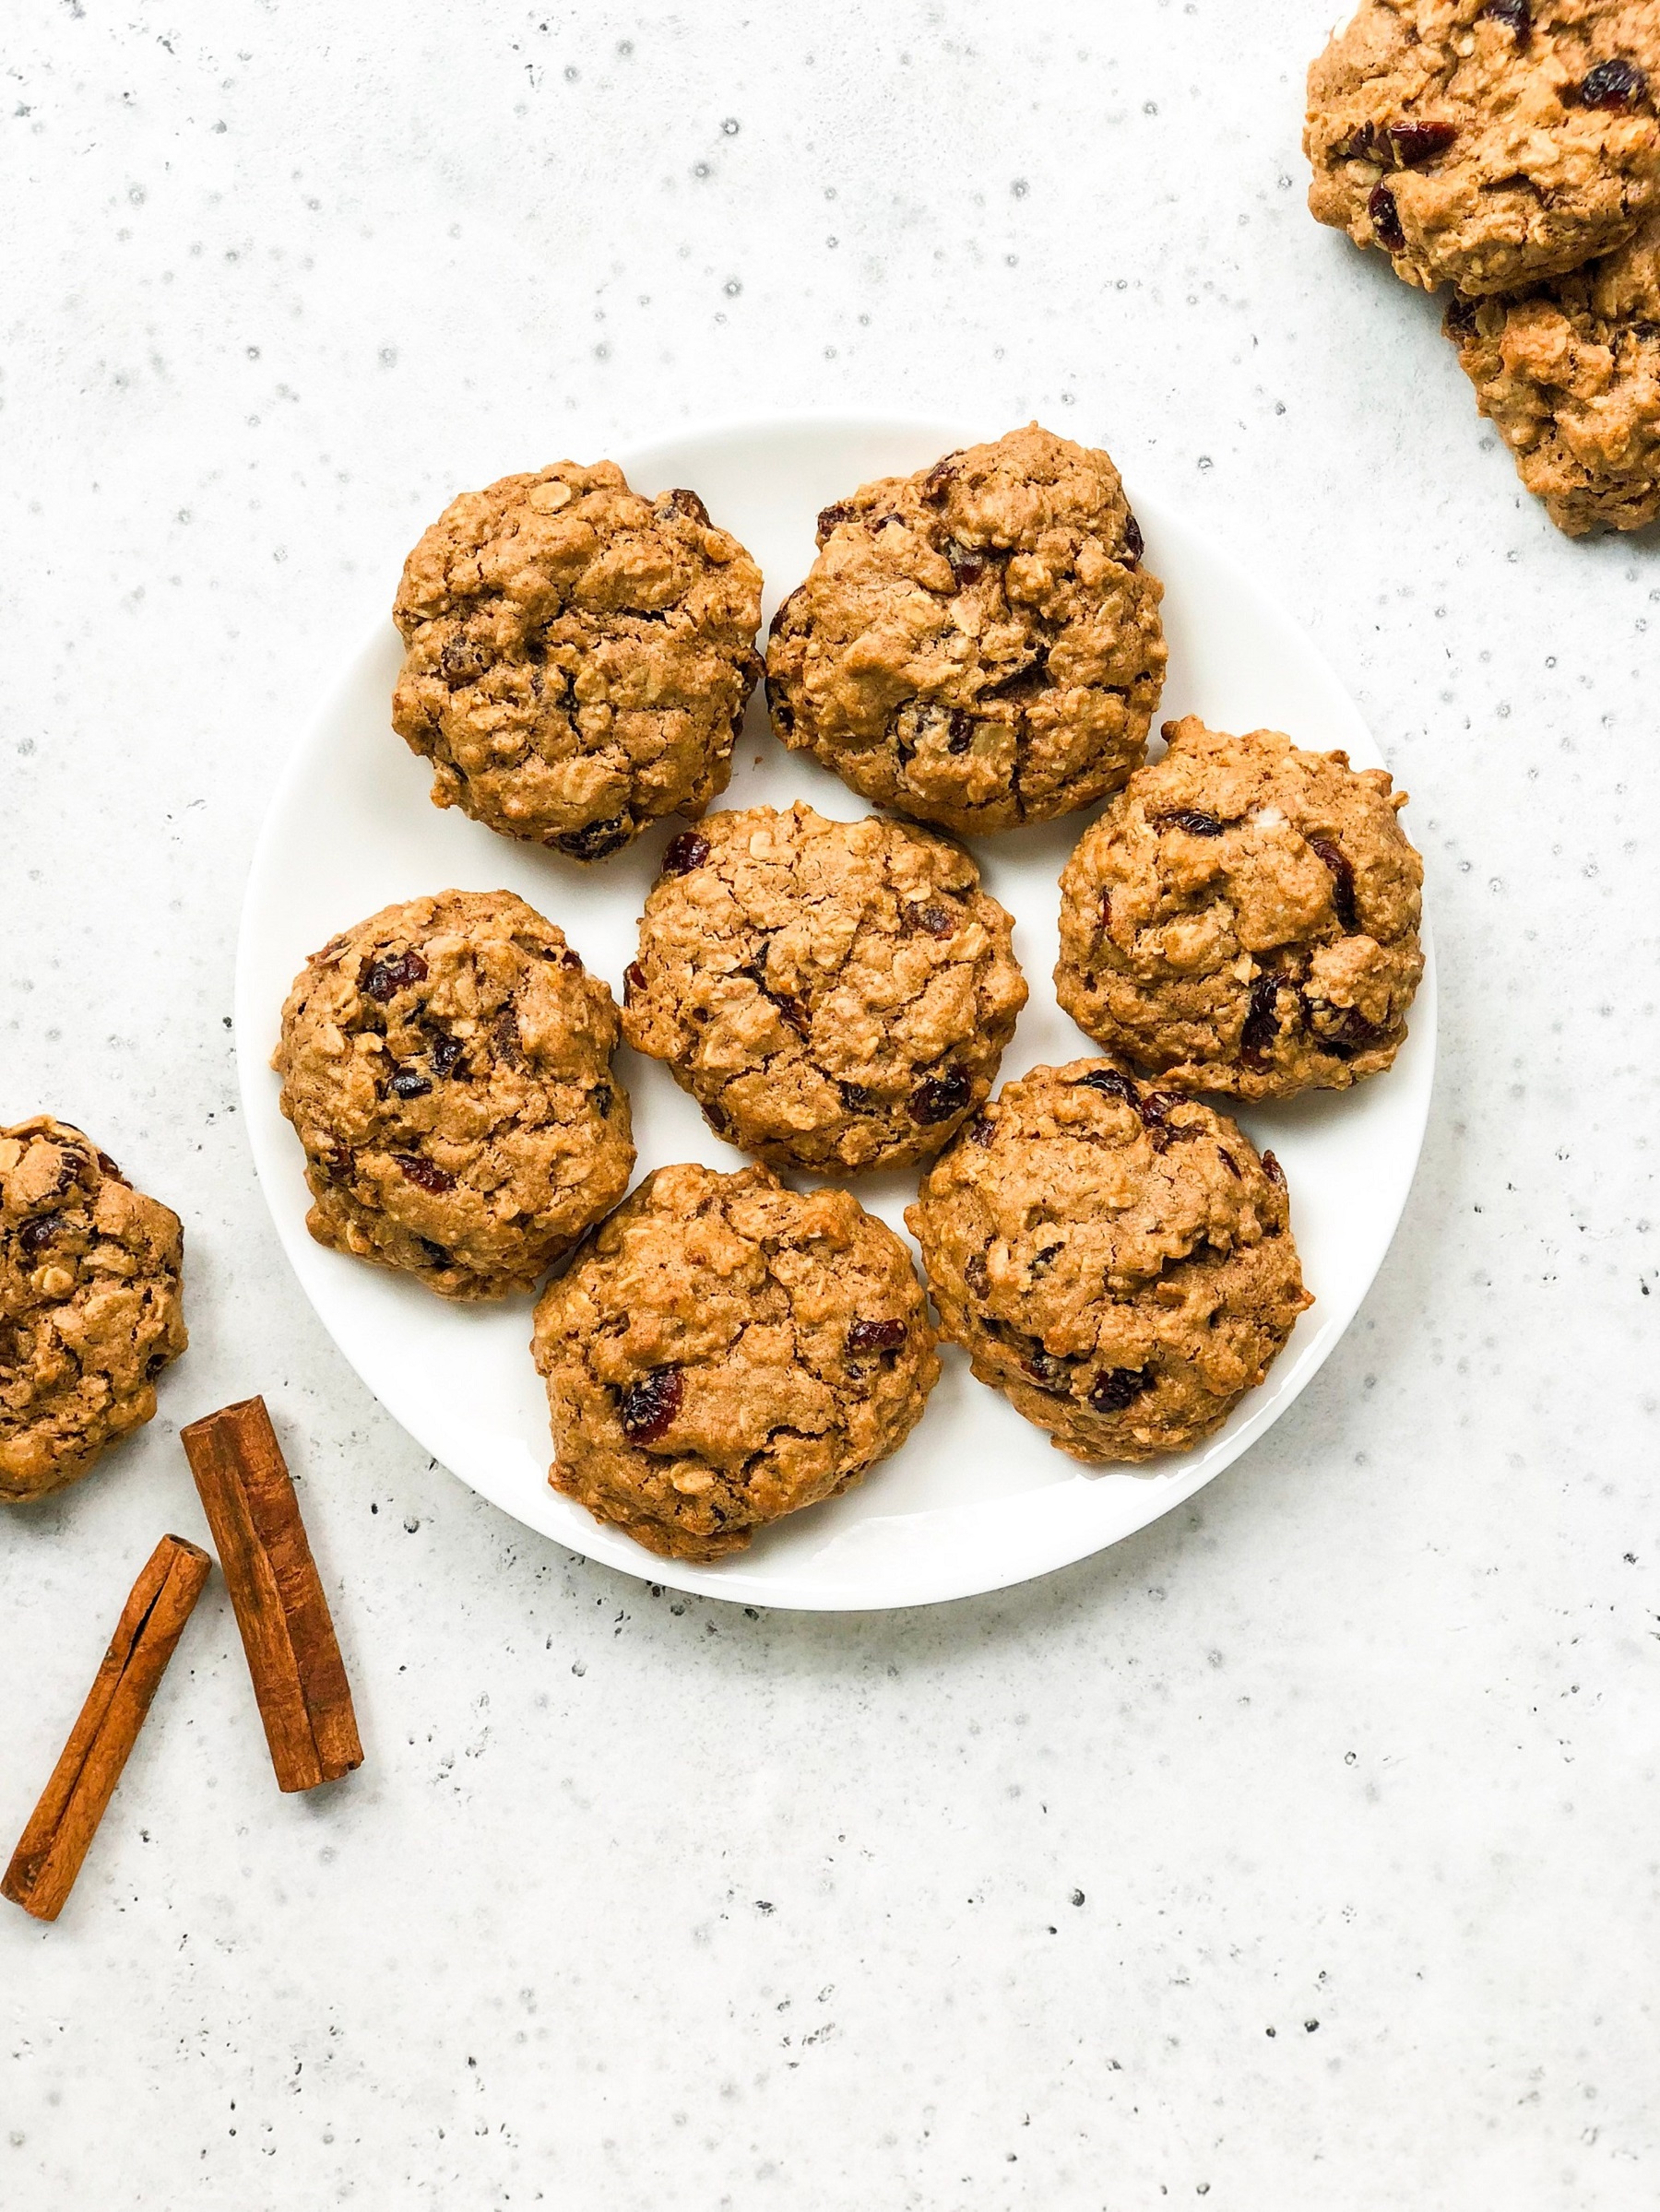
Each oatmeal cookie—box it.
[765,424,1166,835]
[531,1163,939,1561]
[1054,717,1424,1101]
[275,889,633,1298]
[1307,0,1660,296]
[1,1118,186,1502]
[1446,213,1660,527]
[392,462,764,859]
[621,803,1028,1174]
[907,1061,1310,1463]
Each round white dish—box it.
[235,414,1436,1613]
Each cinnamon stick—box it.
[3,1533,211,1922]
[180,1396,362,1793]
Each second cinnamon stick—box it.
[181,1396,362,1792]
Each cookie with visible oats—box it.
[1054,717,1424,1102]
[621,801,1027,1174]
[531,1163,939,1561]
[1,1118,186,1502]
[274,889,633,1299]
[907,1061,1310,1463]
[1307,0,1660,296]
[765,423,1166,835]
[392,462,763,859]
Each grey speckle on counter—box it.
[2,2,1656,2206]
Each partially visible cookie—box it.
[392,462,764,860]
[1,1118,187,1502]
[765,424,1166,835]
[907,1061,1310,1463]
[621,802,1028,1174]
[1307,1,1660,296]
[1055,717,1424,1102]
[274,889,634,1298]
[532,1163,939,1561]
[1446,213,1660,529]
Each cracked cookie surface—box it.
[765,424,1166,835]
[1,1118,186,1501]
[1055,717,1424,1102]
[1307,0,1660,295]
[1446,212,1660,527]
[392,461,764,859]
[275,888,634,1298]
[907,1060,1310,1463]
[531,1162,939,1561]
[621,802,1028,1174]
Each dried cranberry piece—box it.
[838,1080,874,1112]
[593,1083,612,1118]
[910,1069,972,1125]
[440,638,482,690]
[1261,1149,1286,1188]
[325,1145,355,1184]
[768,586,804,639]
[1122,511,1144,566]
[946,540,987,586]
[363,949,429,1002]
[390,1069,433,1100]
[920,455,960,506]
[1337,121,1381,161]
[967,1116,996,1148]
[1573,58,1647,110]
[1369,183,1406,254]
[554,815,632,862]
[912,903,956,938]
[1309,835,1359,931]
[393,1153,456,1194]
[816,499,856,538]
[18,1214,60,1258]
[1240,974,1282,1066]
[964,1250,990,1295]
[662,831,711,876]
[1482,0,1530,43]
[1217,1148,1243,1180]
[1387,120,1457,165]
[624,962,646,1000]
[847,1318,907,1356]
[661,487,710,526]
[1089,1366,1153,1414]
[947,708,973,755]
[560,947,584,969]
[1078,1067,1140,1106]
[1022,1349,1070,1393]
[619,1366,683,1443]
[1161,809,1226,837]
[492,1005,524,1068]
[431,1034,465,1079]
[775,994,812,1039]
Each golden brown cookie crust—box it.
[1,1118,186,1502]
[532,1164,939,1560]
[765,424,1167,835]
[1307,0,1660,296]
[392,462,764,859]
[906,1061,1310,1463]
[620,802,1028,1174]
[1446,213,1660,529]
[274,889,634,1299]
[1054,718,1425,1102]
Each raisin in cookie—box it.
[907,1062,1310,1463]
[275,889,633,1298]
[531,1163,939,1561]
[621,803,1028,1174]
[1055,718,1424,1102]
[2,1118,187,1502]
[392,462,764,860]
[1307,1,1660,296]
[765,424,1166,835]
[1446,213,1660,528]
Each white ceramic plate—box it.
[236,415,1435,1613]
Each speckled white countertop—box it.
[2,3,1656,2206]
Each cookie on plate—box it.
[1054,717,1424,1101]
[907,1061,1310,1463]
[392,462,764,860]
[1,1118,187,1502]
[1446,213,1660,530]
[531,1163,939,1560]
[1306,0,1660,296]
[621,802,1028,1174]
[275,889,633,1298]
[765,424,1166,835]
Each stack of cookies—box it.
[1306,0,1660,534]
[269,425,1427,1565]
